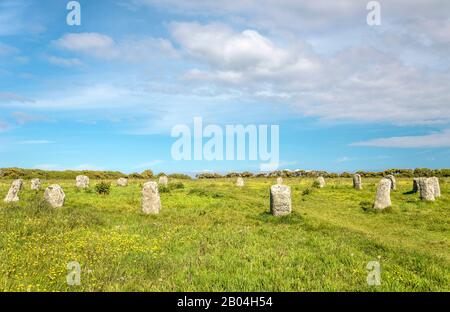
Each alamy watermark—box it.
[366,261,381,286]
[171,117,280,171]
[66,1,81,26]
[366,1,381,26]
[66,261,81,286]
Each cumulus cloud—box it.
[54,32,178,62]
[47,56,83,67]
[170,22,321,86]
[169,22,450,125]
[351,129,450,148]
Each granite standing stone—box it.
[3,179,23,203]
[76,175,90,188]
[316,176,325,188]
[270,185,292,216]
[385,174,396,190]
[159,176,168,186]
[353,174,362,190]
[430,177,441,198]
[373,178,392,210]
[44,184,65,208]
[418,178,435,201]
[31,178,41,190]
[117,178,128,187]
[142,182,161,214]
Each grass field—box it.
[0,177,449,292]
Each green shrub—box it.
[312,181,321,188]
[168,173,192,180]
[169,182,185,190]
[95,182,111,195]
[159,185,170,193]
[141,170,154,179]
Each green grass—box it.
[0,178,449,292]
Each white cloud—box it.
[136,0,450,33]
[0,120,9,132]
[336,156,353,163]
[169,22,450,125]
[47,56,83,67]
[54,32,178,62]
[12,111,51,125]
[351,129,450,148]
[17,140,53,145]
[171,22,319,85]
[133,160,164,169]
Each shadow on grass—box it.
[360,200,393,214]
[254,211,303,225]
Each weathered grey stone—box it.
[385,174,396,190]
[142,182,161,214]
[430,177,441,198]
[3,179,23,203]
[276,177,283,185]
[236,177,244,187]
[418,178,435,201]
[353,174,362,190]
[373,178,392,210]
[44,184,65,208]
[158,176,168,186]
[270,185,292,216]
[76,175,89,188]
[412,178,420,193]
[316,176,325,188]
[31,178,41,190]
[117,178,128,187]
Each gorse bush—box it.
[312,181,321,188]
[95,182,111,195]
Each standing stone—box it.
[353,174,362,190]
[117,177,128,187]
[418,178,435,201]
[316,176,325,188]
[412,178,420,193]
[44,184,65,208]
[270,185,292,216]
[276,177,283,185]
[31,178,41,190]
[430,177,441,198]
[385,174,396,190]
[142,182,161,214]
[3,179,24,203]
[236,177,244,187]
[373,178,392,210]
[76,175,90,189]
[158,175,168,186]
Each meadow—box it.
[0,177,449,292]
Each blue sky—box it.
[1,0,450,174]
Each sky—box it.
[0,0,450,174]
